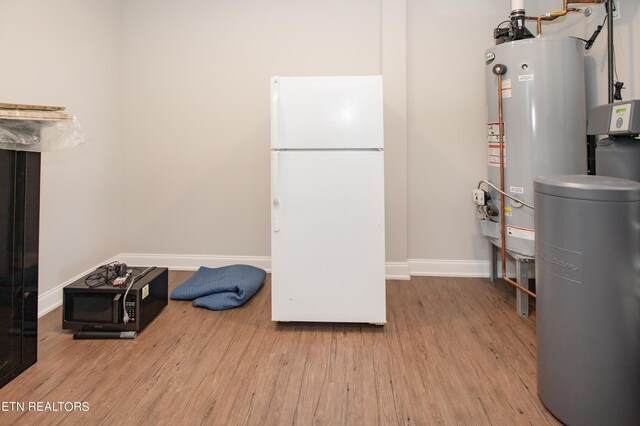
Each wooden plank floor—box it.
[0,273,558,425]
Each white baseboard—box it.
[118,255,515,279]
[409,259,490,277]
[408,258,516,278]
[118,253,273,272]
[38,255,120,318]
[39,255,507,318]
[385,262,411,280]
[119,253,411,280]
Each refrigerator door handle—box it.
[271,76,279,149]
[272,151,280,233]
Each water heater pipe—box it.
[526,0,606,36]
[511,0,525,13]
[496,69,537,299]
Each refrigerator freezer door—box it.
[271,150,386,323]
[271,76,383,150]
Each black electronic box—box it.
[63,266,168,333]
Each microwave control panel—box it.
[125,300,136,322]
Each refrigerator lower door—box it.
[271,150,386,323]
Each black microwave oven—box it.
[63,267,168,333]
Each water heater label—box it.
[487,143,506,167]
[488,146,506,167]
[487,123,500,136]
[487,135,506,143]
[502,79,512,98]
[510,186,524,194]
[507,225,534,241]
[518,74,534,82]
[487,123,506,167]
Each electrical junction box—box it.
[473,189,487,206]
[588,100,640,137]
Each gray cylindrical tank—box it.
[597,137,640,181]
[534,175,640,426]
[483,37,587,257]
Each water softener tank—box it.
[482,37,587,256]
[588,100,640,182]
[534,175,640,426]
[597,138,640,181]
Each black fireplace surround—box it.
[0,149,39,388]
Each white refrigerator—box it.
[270,76,386,324]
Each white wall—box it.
[2,1,639,299]
[407,1,505,263]
[382,0,409,268]
[406,0,640,269]
[120,0,385,260]
[0,1,123,297]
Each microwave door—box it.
[113,294,122,324]
[66,293,118,324]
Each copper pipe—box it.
[496,73,537,300]
[497,73,506,282]
[505,276,537,298]
[537,17,543,36]
[526,0,604,37]
[528,8,577,36]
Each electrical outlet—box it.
[612,0,620,21]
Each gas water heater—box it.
[478,36,587,257]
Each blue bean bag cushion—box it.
[170,264,266,310]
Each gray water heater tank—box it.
[534,175,640,426]
[482,37,587,257]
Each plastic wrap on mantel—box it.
[0,117,87,152]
